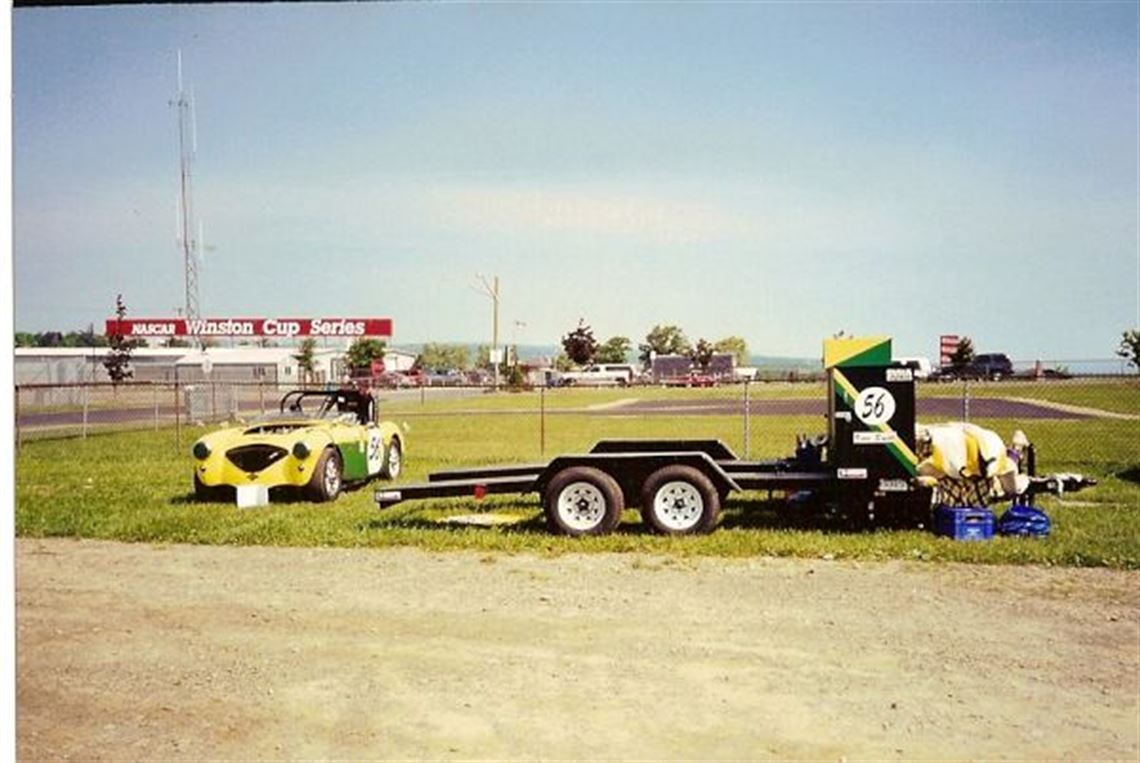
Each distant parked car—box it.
[554,364,636,387]
[1014,366,1072,381]
[425,369,465,386]
[943,353,1015,380]
[970,353,1014,380]
[895,356,932,379]
[663,371,717,388]
[376,370,424,388]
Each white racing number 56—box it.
[366,430,384,475]
[854,386,896,426]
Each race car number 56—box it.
[855,387,896,426]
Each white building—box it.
[15,346,415,386]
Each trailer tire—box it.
[543,467,624,536]
[640,465,720,535]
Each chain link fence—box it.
[14,369,1139,471]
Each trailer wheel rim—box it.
[652,480,704,531]
[556,481,607,532]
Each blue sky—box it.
[12,2,1139,360]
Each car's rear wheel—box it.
[306,447,343,502]
[380,437,402,480]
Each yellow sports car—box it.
[191,389,404,502]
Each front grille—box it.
[226,444,288,473]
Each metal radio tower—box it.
[173,50,201,326]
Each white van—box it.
[895,356,932,379]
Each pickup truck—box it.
[552,364,636,387]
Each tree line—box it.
[559,319,749,372]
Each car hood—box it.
[196,419,336,450]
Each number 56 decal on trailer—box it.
[824,336,920,481]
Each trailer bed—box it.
[375,440,837,510]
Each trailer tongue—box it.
[375,337,1094,536]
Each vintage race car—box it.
[191,389,404,503]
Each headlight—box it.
[192,442,211,460]
[292,442,311,460]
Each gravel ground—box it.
[16,538,1140,761]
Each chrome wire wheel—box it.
[652,480,705,532]
[386,440,402,478]
[322,454,341,496]
[556,481,607,533]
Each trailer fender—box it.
[535,452,741,508]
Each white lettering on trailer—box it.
[886,368,913,382]
[878,479,910,492]
[837,468,868,480]
[853,431,896,445]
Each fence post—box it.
[174,381,182,452]
[540,385,546,457]
[211,381,217,422]
[82,384,89,440]
[153,383,159,430]
[963,378,970,422]
[14,386,21,451]
[259,380,265,417]
[743,379,751,459]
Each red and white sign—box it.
[939,334,960,366]
[105,317,392,338]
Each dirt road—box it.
[16,539,1139,761]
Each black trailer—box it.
[374,338,1097,536]
[375,434,934,535]
[375,344,948,535]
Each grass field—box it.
[15,384,1140,568]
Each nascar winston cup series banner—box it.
[105,317,393,339]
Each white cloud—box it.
[429,184,760,246]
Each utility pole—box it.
[475,274,500,389]
[172,50,201,340]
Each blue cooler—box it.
[934,506,995,541]
[998,504,1051,537]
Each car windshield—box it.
[276,391,370,424]
[253,406,349,426]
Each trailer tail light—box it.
[474,484,487,501]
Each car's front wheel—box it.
[306,447,343,502]
[193,472,217,502]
